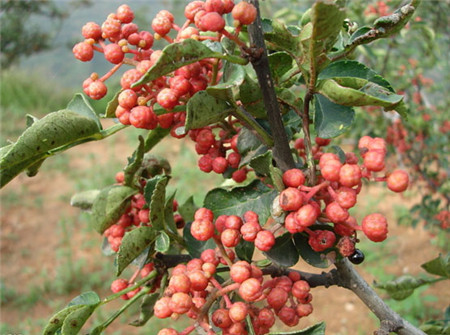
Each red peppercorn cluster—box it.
[73,2,260,183]
[110,262,154,300]
[103,171,184,252]
[190,207,276,252]
[283,136,410,255]
[154,257,312,335]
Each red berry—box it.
[282,169,305,188]
[277,306,299,327]
[118,89,138,109]
[198,155,213,173]
[195,207,214,221]
[73,42,94,62]
[227,152,241,169]
[221,228,240,247]
[308,230,336,252]
[196,12,226,32]
[229,302,248,322]
[169,292,193,314]
[296,303,313,317]
[204,0,225,14]
[212,309,233,329]
[315,137,331,146]
[212,156,228,174]
[225,215,243,230]
[152,15,172,36]
[169,75,192,96]
[158,113,174,129]
[201,248,219,266]
[188,270,209,291]
[285,212,302,234]
[325,201,349,223]
[321,159,342,182]
[232,169,247,183]
[239,278,262,302]
[362,213,388,242]
[130,106,158,130]
[138,31,154,49]
[387,170,409,192]
[335,187,357,209]
[363,150,385,172]
[319,152,340,169]
[101,17,122,40]
[116,4,134,23]
[231,1,257,25]
[279,187,303,212]
[230,261,251,283]
[367,137,387,154]
[121,23,139,38]
[169,273,191,293]
[86,80,107,100]
[254,230,275,252]
[157,88,179,110]
[337,236,356,257]
[140,263,154,278]
[158,329,178,335]
[267,287,288,310]
[240,221,261,242]
[154,297,173,318]
[82,22,102,40]
[120,69,143,90]
[110,278,128,293]
[339,164,362,187]
[294,204,318,228]
[185,1,205,21]
[358,136,372,151]
[291,280,310,300]
[190,219,215,241]
[214,214,227,233]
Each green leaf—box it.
[42,305,84,335]
[129,293,159,326]
[155,231,170,253]
[293,233,330,268]
[374,275,439,300]
[70,190,100,211]
[206,64,245,101]
[282,110,303,141]
[91,185,138,234]
[134,39,222,86]
[268,52,294,85]
[178,196,198,223]
[249,151,273,178]
[144,127,171,152]
[316,78,404,108]
[235,240,255,263]
[185,91,233,130]
[269,321,326,335]
[264,233,299,267]
[144,175,169,231]
[103,89,121,118]
[0,109,102,188]
[68,291,101,307]
[164,192,178,234]
[237,127,268,168]
[261,18,300,55]
[67,93,102,129]
[421,254,450,278]
[61,304,98,335]
[183,221,216,258]
[116,226,156,276]
[238,73,266,119]
[314,94,355,139]
[204,180,278,227]
[318,60,394,92]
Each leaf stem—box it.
[232,105,274,147]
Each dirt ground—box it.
[0,131,448,334]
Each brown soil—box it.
[0,131,448,334]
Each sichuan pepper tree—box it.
[0,0,448,334]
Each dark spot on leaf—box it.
[51,318,60,324]
[71,320,78,327]
[36,146,40,151]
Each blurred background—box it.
[0,0,448,334]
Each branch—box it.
[335,259,426,335]
[247,0,295,172]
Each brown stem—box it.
[301,91,316,185]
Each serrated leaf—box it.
[269,321,326,335]
[293,233,330,268]
[134,39,221,86]
[183,221,216,258]
[68,291,101,307]
[374,275,438,300]
[261,18,300,55]
[249,151,273,177]
[0,109,102,188]
[178,196,198,223]
[42,305,84,335]
[67,94,102,129]
[91,185,137,234]
[70,190,100,211]
[206,64,245,101]
[316,78,403,108]
[421,254,450,278]
[144,175,169,231]
[314,94,354,139]
[61,304,98,335]
[185,91,233,131]
[129,293,159,326]
[264,233,299,267]
[155,232,170,253]
[116,226,156,276]
[104,90,121,118]
[318,60,394,92]
[204,180,277,227]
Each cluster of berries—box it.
[73,1,258,183]
[110,262,155,300]
[279,136,410,259]
[191,207,276,252]
[154,257,313,335]
[104,171,184,252]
